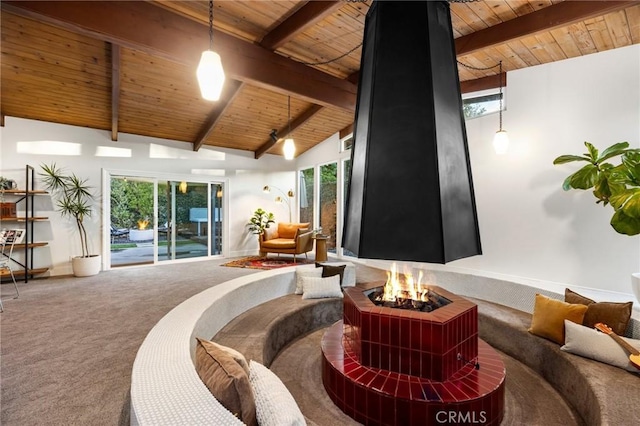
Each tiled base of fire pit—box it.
[322,321,505,426]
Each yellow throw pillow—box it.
[528,294,588,344]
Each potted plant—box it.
[247,208,275,236]
[554,141,640,300]
[39,163,101,277]
[553,141,640,235]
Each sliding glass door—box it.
[108,173,224,268]
[158,181,209,262]
[110,176,155,267]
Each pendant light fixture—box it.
[493,61,509,155]
[283,96,296,160]
[197,0,225,101]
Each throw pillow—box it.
[316,262,346,285]
[301,275,343,299]
[295,267,323,295]
[528,294,588,344]
[564,288,632,336]
[249,360,306,426]
[195,338,257,426]
[561,320,640,373]
[198,338,250,376]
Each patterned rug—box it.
[221,256,313,270]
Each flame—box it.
[383,263,430,302]
[137,219,149,230]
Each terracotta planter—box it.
[72,254,101,277]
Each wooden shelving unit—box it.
[1,165,49,282]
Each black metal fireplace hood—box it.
[343,0,482,264]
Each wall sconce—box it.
[263,185,294,222]
[179,181,188,194]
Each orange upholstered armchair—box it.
[259,222,313,261]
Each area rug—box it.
[221,256,313,270]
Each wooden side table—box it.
[313,235,329,262]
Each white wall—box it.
[0,119,296,275]
[298,44,640,298]
[453,44,639,296]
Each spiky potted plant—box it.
[40,163,100,277]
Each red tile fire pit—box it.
[321,270,505,425]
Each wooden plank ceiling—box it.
[1,1,639,159]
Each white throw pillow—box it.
[249,360,306,426]
[301,275,343,300]
[295,267,322,295]
[561,320,640,372]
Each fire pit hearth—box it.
[321,277,505,425]
[367,286,451,312]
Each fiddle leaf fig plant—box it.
[247,208,275,235]
[554,141,640,235]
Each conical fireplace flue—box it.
[343,0,482,263]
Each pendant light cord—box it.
[287,96,292,136]
[498,61,503,131]
[208,0,214,50]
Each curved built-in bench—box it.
[129,263,355,426]
[213,295,342,368]
[475,299,640,426]
[130,267,302,425]
[131,261,640,426]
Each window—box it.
[462,91,504,120]
[319,163,337,252]
[340,133,353,152]
[299,168,314,226]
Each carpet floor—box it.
[0,258,260,426]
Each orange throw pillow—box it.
[528,294,588,344]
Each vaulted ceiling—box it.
[1,1,639,159]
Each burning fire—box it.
[137,219,150,230]
[382,263,431,303]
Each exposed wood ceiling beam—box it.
[260,1,342,50]
[1,1,358,111]
[456,0,636,56]
[111,43,120,142]
[339,123,354,139]
[255,104,324,159]
[252,1,342,157]
[460,72,506,94]
[193,81,245,152]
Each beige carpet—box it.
[0,258,260,426]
